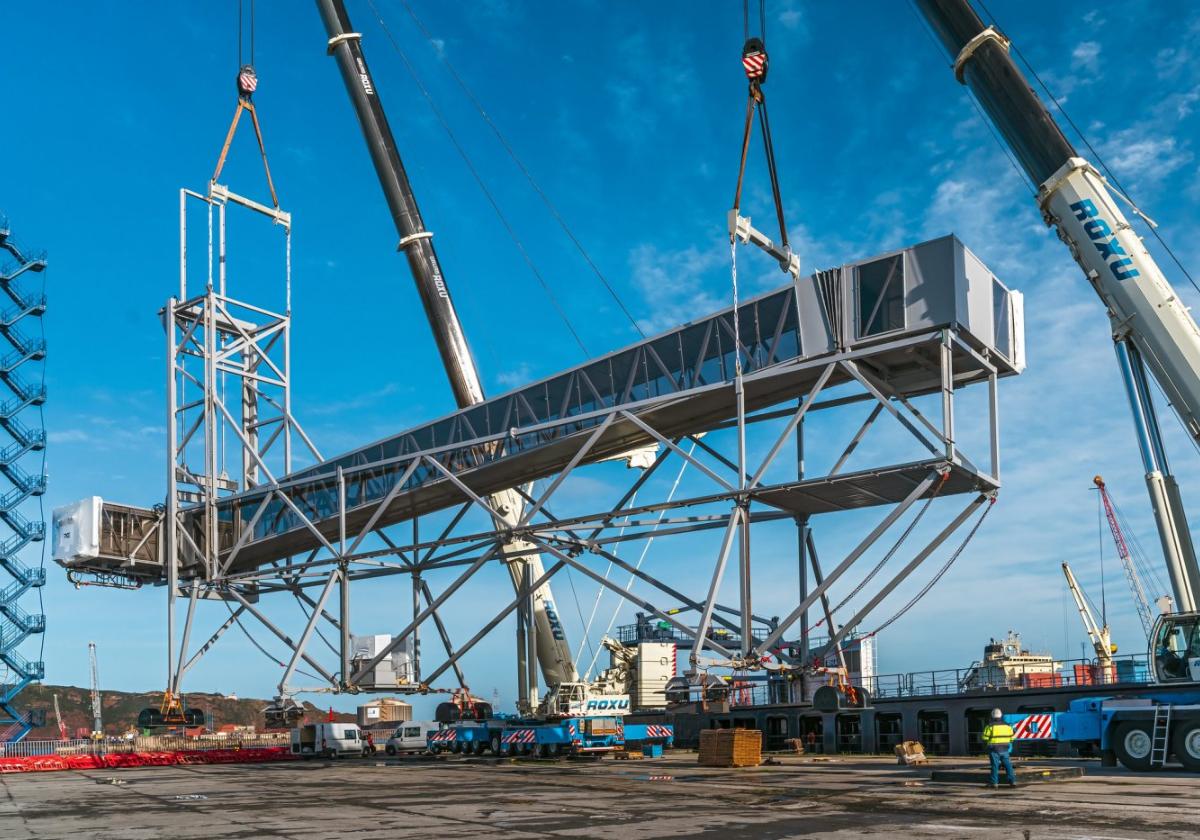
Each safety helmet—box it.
[991,708,1003,720]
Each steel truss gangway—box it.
[56,230,1023,697]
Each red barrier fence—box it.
[0,746,296,774]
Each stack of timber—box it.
[698,728,762,768]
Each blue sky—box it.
[4,1,1200,718]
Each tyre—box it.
[1170,720,1200,772]
[451,741,462,754]
[325,749,337,760]
[473,741,487,756]
[490,735,502,755]
[1112,721,1154,771]
[386,745,396,756]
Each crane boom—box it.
[1094,476,1157,640]
[915,0,1200,614]
[52,694,66,741]
[314,0,577,701]
[88,641,102,736]
[1061,561,1114,667]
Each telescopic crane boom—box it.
[915,0,1200,614]
[314,0,578,705]
[1061,561,1115,668]
[88,641,102,736]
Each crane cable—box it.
[973,0,1200,298]
[365,0,589,357]
[391,0,646,341]
[212,0,279,208]
[826,471,949,618]
[222,599,323,683]
[582,441,697,681]
[866,495,996,638]
[732,0,790,252]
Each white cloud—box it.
[777,1,808,39]
[496,362,533,389]
[1101,132,1192,194]
[627,241,728,334]
[49,429,90,444]
[1071,41,1102,75]
[305,382,400,417]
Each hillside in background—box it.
[15,684,353,739]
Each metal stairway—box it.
[0,221,46,743]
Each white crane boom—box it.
[88,641,102,736]
[1061,561,1114,668]
[916,0,1200,614]
[52,694,66,741]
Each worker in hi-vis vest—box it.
[982,708,1017,788]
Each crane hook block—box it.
[742,38,768,83]
[238,64,258,99]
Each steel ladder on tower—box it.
[1150,704,1171,768]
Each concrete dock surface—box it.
[2,752,1197,839]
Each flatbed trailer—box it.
[428,717,673,758]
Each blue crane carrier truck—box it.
[1009,612,1200,771]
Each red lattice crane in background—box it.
[1094,476,1157,640]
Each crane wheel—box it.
[1112,721,1154,771]
[1170,720,1200,772]
[490,735,502,755]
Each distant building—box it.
[357,697,412,729]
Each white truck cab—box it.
[292,722,363,759]
[385,720,439,755]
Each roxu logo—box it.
[543,601,566,641]
[1069,199,1141,282]
[584,698,630,711]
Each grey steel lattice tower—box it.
[0,218,47,743]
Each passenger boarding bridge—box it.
[53,232,1023,697]
[57,234,1022,585]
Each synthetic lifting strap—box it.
[731,15,789,251]
[211,0,280,209]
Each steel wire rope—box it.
[221,599,322,683]
[903,0,1037,196]
[291,591,339,658]
[526,475,598,667]
[866,497,995,637]
[389,0,647,340]
[366,0,589,357]
[582,441,696,681]
[974,0,1200,297]
[825,474,948,619]
[574,487,638,667]
[1109,494,1170,602]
